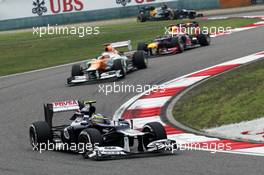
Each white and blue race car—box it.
[29,100,177,160]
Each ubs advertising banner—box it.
[0,0,176,21]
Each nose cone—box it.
[148,43,158,49]
[88,60,107,71]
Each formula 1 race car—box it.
[174,9,204,20]
[137,22,210,56]
[67,40,148,85]
[29,100,177,160]
[137,4,203,22]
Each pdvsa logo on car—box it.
[32,0,84,16]
[53,100,78,107]
[52,100,79,112]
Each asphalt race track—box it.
[0,11,264,175]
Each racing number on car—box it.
[135,0,155,4]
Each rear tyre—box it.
[113,59,126,79]
[78,128,102,158]
[174,10,181,19]
[168,10,175,20]
[71,64,83,77]
[133,51,148,69]
[142,122,167,149]
[197,34,211,46]
[138,14,146,22]
[137,42,148,53]
[29,121,52,149]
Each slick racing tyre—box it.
[142,122,167,149]
[71,64,83,77]
[197,13,204,17]
[137,42,148,53]
[29,121,52,149]
[172,37,184,53]
[174,10,182,19]
[138,14,147,22]
[78,128,102,158]
[188,12,196,19]
[113,59,126,79]
[168,10,175,20]
[133,51,148,69]
[197,33,211,46]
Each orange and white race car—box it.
[67,40,148,85]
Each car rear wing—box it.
[44,100,84,127]
[105,40,132,51]
[51,100,80,112]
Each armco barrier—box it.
[219,0,251,8]
[179,0,219,10]
[0,0,219,31]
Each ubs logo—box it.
[32,0,47,16]
[32,0,84,16]
[116,0,131,7]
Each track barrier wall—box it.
[0,0,220,31]
[1,0,260,31]
[219,0,252,8]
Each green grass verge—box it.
[173,59,264,130]
[0,18,260,76]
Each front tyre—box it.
[188,12,196,19]
[78,128,102,158]
[197,34,211,46]
[171,37,184,53]
[71,64,83,77]
[197,13,204,17]
[142,122,167,149]
[113,59,126,79]
[132,51,148,69]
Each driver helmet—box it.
[91,114,105,124]
[80,105,96,117]
[105,44,114,52]
[171,25,186,35]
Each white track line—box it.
[0,60,84,79]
